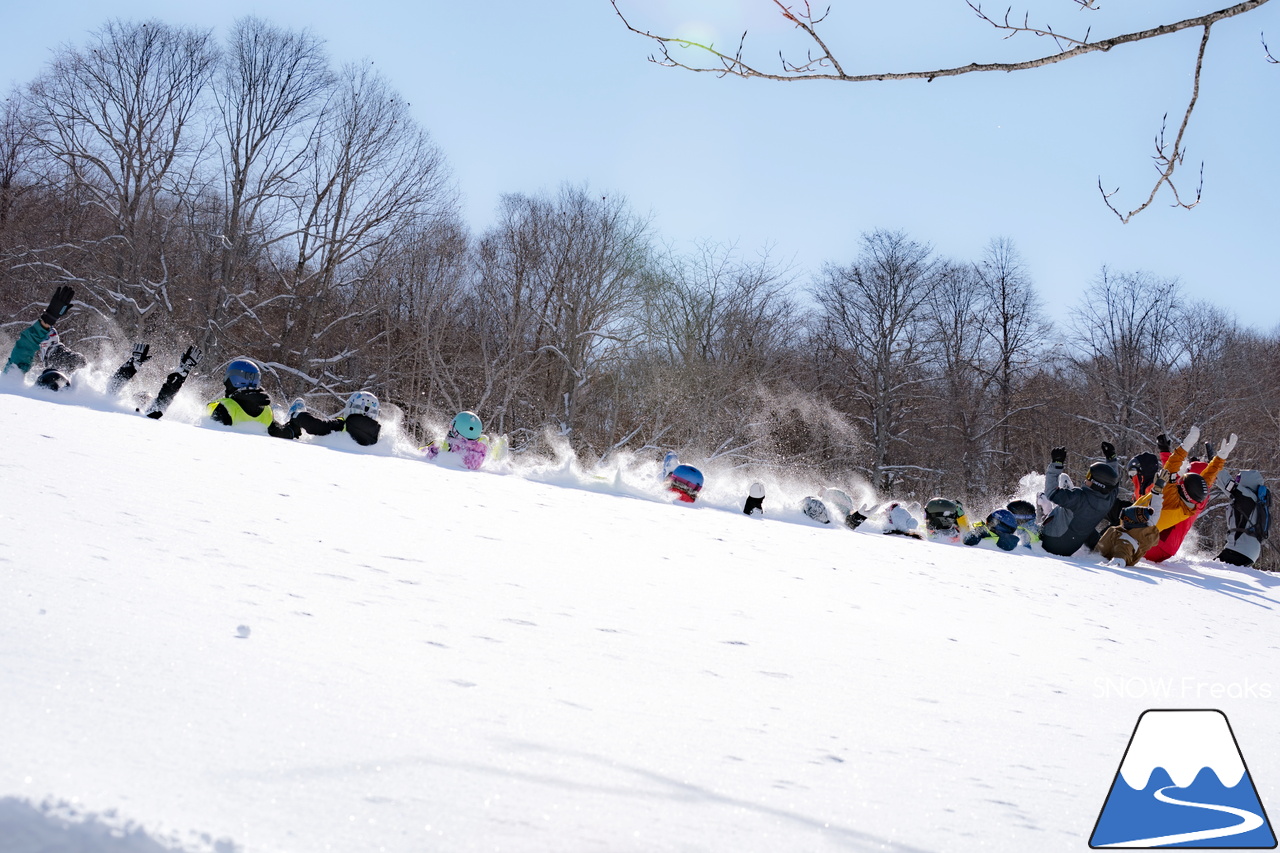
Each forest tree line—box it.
[3,18,1277,563]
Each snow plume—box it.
[734,385,863,472]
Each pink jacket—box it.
[424,434,490,471]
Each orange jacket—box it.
[1132,446,1224,532]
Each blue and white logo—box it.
[1091,709,1276,848]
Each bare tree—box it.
[612,0,1272,220]
[619,241,801,461]
[921,262,993,497]
[1068,268,1188,445]
[475,185,650,444]
[0,89,39,235]
[202,17,332,353]
[27,19,218,335]
[267,61,456,397]
[973,237,1048,479]
[812,229,946,491]
[357,217,474,431]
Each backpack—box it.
[1256,484,1271,541]
[1229,478,1270,542]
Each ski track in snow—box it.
[1,390,1279,852]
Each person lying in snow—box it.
[422,411,500,470]
[1135,428,1236,563]
[923,498,969,542]
[1216,469,1269,568]
[3,286,87,391]
[1096,469,1168,567]
[206,358,297,439]
[287,390,383,447]
[107,343,203,418]
[1038,442,1121,557]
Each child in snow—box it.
[2,286,86,390]
[1006,499,1041,545]
[1216,470,1269,568]
[1096,470,1168,567]
[880,502,923,539]
[1039,442,1121,557]
[288,390,382,447]
[206,358,297,439]
[660,451,705,503]
[962,509,1021,551]
[104,343,203,419]
[422,411,494,470]
[1132,427,1237,562]
[924,498,969,542]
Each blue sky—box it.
[5,0,1278,326]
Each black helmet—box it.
[1006,499,1037,525]
[1179,473,1208,505]
[1127,452,1161,494]
[34,368,72,391]
[1086,462,1119,492]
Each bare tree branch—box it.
[612,0,1271,220]
[612,0,1268,81]
[1099,25,1210,223]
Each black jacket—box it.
[210,388,297,439]
[291,411,381,447]
[1040,461,1120,557]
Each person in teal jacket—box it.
[3,286,85,390]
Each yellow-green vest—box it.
[208,397,274,427]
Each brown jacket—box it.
[1097,524,1164,567]
[1097,480,1166,566]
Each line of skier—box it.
[5,287,1272,567]
[737,430,1269,570]
[2,287,499,469]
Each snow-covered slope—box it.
[2,390,1278,853]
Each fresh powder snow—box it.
[2,383,1278,852]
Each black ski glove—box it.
[845,511,868,531]
[743,495,764,516]
[1156,433,1173,454]
[1051,446,1067,464]
[129,343,152,366]
[177,346,202,376]
[1101,441,1116,461]
[40,286,75,327]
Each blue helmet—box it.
[451,410,482,439]
[225,358,262,390]
[987,509,1018,537]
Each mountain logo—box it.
[1090,709,1276,848]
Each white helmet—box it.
[342,390,379,419]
